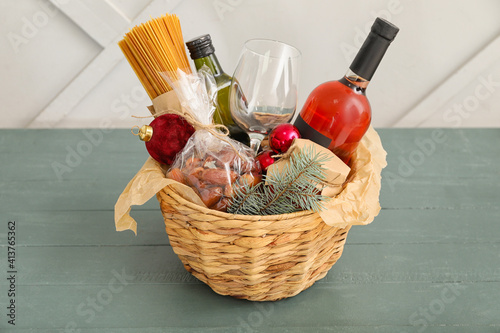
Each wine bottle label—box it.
[294,114,332,148]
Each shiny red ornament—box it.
[256,150,275,173]
[269,123,301,154]
[138,114,195,165]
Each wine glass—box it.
[229,39,301,154]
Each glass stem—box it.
[248,133,265,155]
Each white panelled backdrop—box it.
[1,0,499,129]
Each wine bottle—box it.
[294,18,399,164]
[186,34,250,146]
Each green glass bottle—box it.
[186,34,250,146]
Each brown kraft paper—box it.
[265,138,351,198]
[115,91,387,232]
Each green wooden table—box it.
[1,128,499,332]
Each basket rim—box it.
[160,187,317,221]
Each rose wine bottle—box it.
[294,17,399,164]
[186,34,250,146]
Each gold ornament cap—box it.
[135,125,153,142]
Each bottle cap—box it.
[349,17,399,81]
[371,17,399,41]
[186,34,215,59]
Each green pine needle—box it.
[228,146,331,216]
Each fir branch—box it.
[227,146,331,216]
[262,146,329,212]
[228,181,263,215]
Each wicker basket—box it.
[156,129,384,301]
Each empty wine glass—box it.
[229,39,301,154]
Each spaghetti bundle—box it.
[119,14,192,100]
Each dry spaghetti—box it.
[118,14,191,100]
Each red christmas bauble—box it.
[139,114,195,165]
[269,123,301,154]
[256,150,275,172]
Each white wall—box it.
[1,0,499,129]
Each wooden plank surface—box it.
[1,128,499,332]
